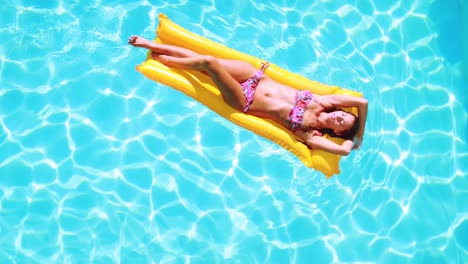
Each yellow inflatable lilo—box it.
[136,14,362,178]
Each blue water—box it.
[1,0,467,263]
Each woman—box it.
[128,36,368,156]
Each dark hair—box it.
[319,109,360,140]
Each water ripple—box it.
[0,0,466,263]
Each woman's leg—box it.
[128,36,258,81]
[128,35,199,58]
[128,36,255,110]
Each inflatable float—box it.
[136,13,362,177]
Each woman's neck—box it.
[314,112,328,129]
[299,112,327,132]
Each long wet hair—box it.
[319,108,360,140]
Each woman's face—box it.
[327,110,356,135]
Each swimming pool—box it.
[0,0,467,263]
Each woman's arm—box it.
[294,130,354,156]
[318,94,368,148]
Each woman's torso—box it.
[249,76,325,130]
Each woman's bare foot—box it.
[127,35,153,48]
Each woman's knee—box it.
[200,55,220,70]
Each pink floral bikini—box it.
[287,90,314,131]
[240,62,314,132]
[240,62,270,112]
[240,69,265,112]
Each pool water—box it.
[1,0,467,263]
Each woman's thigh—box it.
[218,59,258,83]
